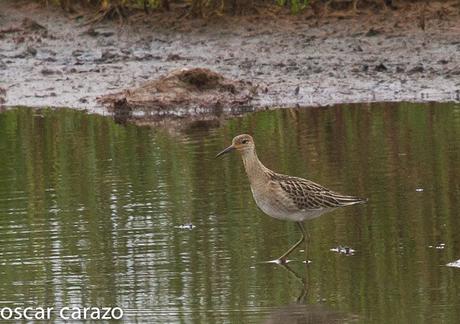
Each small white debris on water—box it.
[446,259,460,268]
[428,243,445,249]
[330,246,356,256]
[176,223,195,230]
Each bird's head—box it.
[216,134,255,158]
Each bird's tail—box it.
[332,194,367,206]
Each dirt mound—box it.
[99,68,258,119]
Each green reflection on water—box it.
[0,103,459,323]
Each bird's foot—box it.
[277,257,289,265]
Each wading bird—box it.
[216,134,365,263]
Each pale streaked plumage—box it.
[216,134,366,263]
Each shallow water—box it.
[0,103,459,323]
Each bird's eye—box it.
[242,140,249,144]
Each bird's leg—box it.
[297,222,311,262]
[278,222,306,264]
[297,221,309,240]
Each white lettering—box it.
[23,307,33,320]
[45,307,54,320]
[101,307,111,320]
[60,307,70,320]
[1,306,123,320]
[112,307,123,319]
[70,307,82,320]
[13,307,22,320]
[89,307,100,319]
[0,308,13,320]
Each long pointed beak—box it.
[215,145,235,158]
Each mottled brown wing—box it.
[270,172,365,210]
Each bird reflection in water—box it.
[263,263,357,324]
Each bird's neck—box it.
[241,149,269,186]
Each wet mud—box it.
[1,0,460,123]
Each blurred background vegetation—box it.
[39,0,438,17]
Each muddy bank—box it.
[1,0,460,120]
